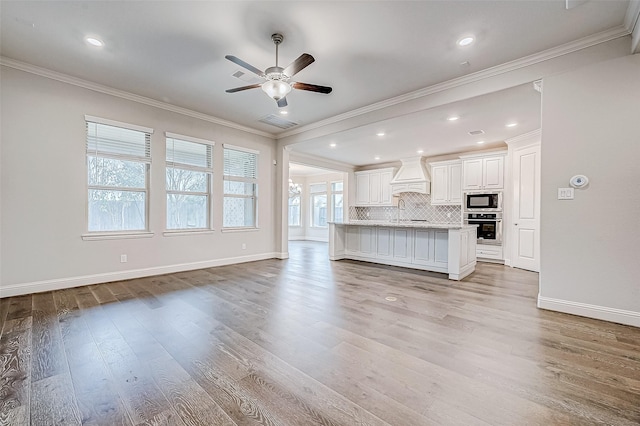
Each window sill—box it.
[310,226,328,229]
[82,231,154,241]
[221,227,260,233]
[163,229,216,237]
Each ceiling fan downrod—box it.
[272,33,283,68]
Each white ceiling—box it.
[0,1,633,166]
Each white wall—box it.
[539,53,640,326]
[0,67,277,296]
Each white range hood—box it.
[390,157,431,195]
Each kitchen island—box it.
[329,221,477,280]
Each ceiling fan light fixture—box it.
[261,80,291,101]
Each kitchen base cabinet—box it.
[330,223,477,281]
[476,243,504,262]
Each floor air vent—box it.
[468,129,485,136]
[259,114,299,130]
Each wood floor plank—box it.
[31,292,67,382]
[1,241,640,424]
[0,317,32,426]
[30,373,81,425]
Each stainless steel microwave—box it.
[465,192,502,212]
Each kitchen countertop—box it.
[329,221,476,230]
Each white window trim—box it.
[165,133,215,232]
[85,117,153,237]
[288,194,302,228]
[222,143,259,155]
[82,231,154,241]
[85,115,154,134]
[165,131,213,146]
[331,180,344,223]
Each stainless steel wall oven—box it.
[465,213,503,245]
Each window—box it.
[310,183,327,228]
[288,194,301,227]
[86,116,152,233]
[331,181,344,223]
[166,133,213,231]
[223,144,258,228]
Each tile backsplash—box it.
[349,192,461,224]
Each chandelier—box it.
[288,178,301,195]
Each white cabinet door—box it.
[392,228,411,261]
[359,227,376,255]
[345,226,360,253]
[483,156,504,190]
[462,155,504,191]
[369,173,381,204]
[434,230,449,266]
[355,173,370,205]
[412,229,433,266]
[379,170,393,205]
[376,228,392,259]
[430,165,448,204]
[449,162,463,203]
[462,159,483,191]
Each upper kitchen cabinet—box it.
[460,152,506,191]
[430,160,462,205]
[355,167,397,206]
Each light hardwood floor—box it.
[1,241,639,425]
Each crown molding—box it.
[0,56,275,139]
[505,129,542,146]
[277,25,631,140]
[289,151,354,172]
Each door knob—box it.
[514,223,518,226]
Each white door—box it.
[512,144,540,272]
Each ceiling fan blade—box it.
[292,82,333,94]
[284,53,315,77]
[277,97,288,108]
[225,55,264,77]
[225,84,261,93]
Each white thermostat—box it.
[569,175,589,188]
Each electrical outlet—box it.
[241,243,247,250]
[120,254,128,263]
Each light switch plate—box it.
[558,187,574,200]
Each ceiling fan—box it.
[225,33,332,108]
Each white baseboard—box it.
[0,252,279,298]
[275,252,289,259]
[303,236,329,243]
[288,236,306,241]
[538,295,640,327]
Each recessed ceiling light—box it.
[447,116,460,121]
[376,132,385,137]
[279,110,288,115]
[457,36,475,47]
[417,149,424,154]
[477,141,485,144]
[506,122,518,127]
[329,143,337,147]
[85,36,104,47]
[374,156,381,160]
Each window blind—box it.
[86,121,150,160]
[224,147,258,180]
[166,137,212,170]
